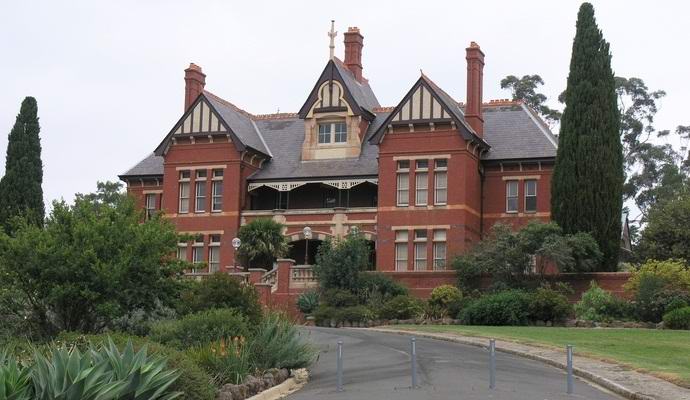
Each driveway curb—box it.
[246,369,309,400]
[367,328,656,400]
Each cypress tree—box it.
[551,3,623,270]
[0,97,45,232]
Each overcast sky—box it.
[1,1,688,207]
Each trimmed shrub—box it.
[460,290,532,326]
[625,259,690,294]
[574,282,632,322]
[322,289,359,308]
[429,285,463,310]
[528,287,572,323]
[296,291,319,315]
[57,332,216,400]
[178,273,262,324]
[377,295,424,320]
[663,307,690,330]
[149,308,250,349]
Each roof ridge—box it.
[519,103,558,148]
[420,74,460,107]
[373,106,395,112]
[203,90,256,119]
[484,99,523,106]
[254,112,299,120]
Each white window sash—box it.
[397,173,409,206]
[434,171,447,205]
[195,181,206,212]
[212,181,223,212]
[179,182,189,214]
[416,173,428,206]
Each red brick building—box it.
[120,27,557,283]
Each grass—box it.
[390,325,690,387]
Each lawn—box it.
[390,325,690,386]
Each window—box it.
[195,181,207,212]
[416,160,429,170]
[525,180,537,213]
[177,243,187,261]
[178,182,190,213]
[433,230,447,270]
[434,160,448,206]
[334,122,347,143]
[179,170,190,214]
[212,169,223,178]
[397,160,410,170]
[397,173,409,206]
[145,193,157,220]
[394,231,408,271]
[506,181,518,213]
[318,122,348,144]
[318,123,331,144]
[416,172,428,205]
[212,181,223,212]
[196,170,207,179]
[192,237,204,273]
[208,235,221,273]
[414,230,427,271]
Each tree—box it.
[551,3,624,270]
[237,218,289,269]
[500,74,562,125]
[452,222,602,290]
[637,195,690,262]
[313,231,371,291]
[0,181,185,338]
[0,97,45,233]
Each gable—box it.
[390,84,452,123]
[298,59,375,120]
[173,98,228,135]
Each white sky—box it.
[1,0,688,206]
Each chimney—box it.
[343,27,364,82]
[465,42,485,136]
[184,63,206,111]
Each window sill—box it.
[505,211,519,214]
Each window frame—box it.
[145,193,157,220]
[524,180,537,213]
[317,121,348,144]
[506,180,519,213]
[208,234,221,273]
[396,172,409,207]
[413,229,427,271]
[394,230,409,271]
[434,160,448,206]
[191,238,204,274]
[211,180,223,212]
[195,180,207,213]
[177,243,188,261]
[415,172,428,206]
[178,182,190,214]
[432,230,447,270]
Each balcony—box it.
[247,180,377,211]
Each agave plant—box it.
[31,338,182,400]
[0,350,33,400]
[92,339,182,400]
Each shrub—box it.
[460,290,532,326]
[313,232,371,291]
[57,332,216,400]
[663,307,690,330]
[149,308,250,349]
[574,282,632,322]
[624,260,690,322]
[187,337,252,386]
[178,273,262,324]
[313,306,338,326]
[624,259,690,294]
[237,218,289,269]
[322,288,359,308]
[357,273,408,302]
[337,306,372,323]
[296,291,319,315]
[110,300,178,336]
[247,314,317,371]
[528,287,572,323]
[429,285,463,310]
[377,295,424,320]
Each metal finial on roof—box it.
[328,20,338,60]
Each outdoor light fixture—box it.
[232,237,241,269]
[303,226,312,265]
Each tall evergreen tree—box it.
[551,3,623,270]
[0,97,45,232]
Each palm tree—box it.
[237,218,289,269]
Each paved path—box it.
[289,327,621,400]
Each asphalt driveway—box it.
[288,327,622,400]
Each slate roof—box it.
[204,92,271,156]
[333,58,380,112]
[119,153,163,178]
[481,103,558,161]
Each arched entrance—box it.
[288,239,324,265]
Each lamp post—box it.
[303,226,312,265]
[232,237,241,269]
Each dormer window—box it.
[318,122,348,144]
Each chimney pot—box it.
[343,27,364,83]
[184,63,206,111]
[465,42,485,136]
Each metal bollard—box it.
[411,337,418,389]
[489,339,496,390]
[337,340,344,392]
[566,345,574,394]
